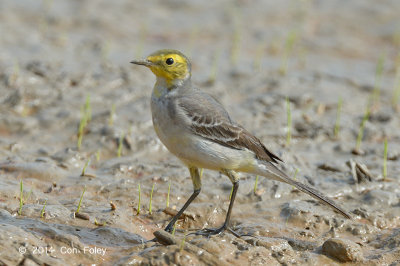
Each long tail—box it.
[252,161,352,219]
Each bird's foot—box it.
[193,226,226,237]
[164,224,173,233]
[190,225,241,238]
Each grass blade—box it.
[172,221,177,236]
[254,175,259,194]
[96,150,100,162]
[355,105,370,151]
[117,132,124,157]
[40,199,47,218]
[383,138,388,179]
[77,106,88,150]
[81,159,91,176]
[76,186,86,214]
[334,97,343,138]
[84,94,91,122]
[180,233,187,251]
[149,183,155,214]
[18,180,23,215]
[109,104,116,126]
[137,183,141,215]
[166,180,171,208]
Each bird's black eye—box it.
[166,58,174,65]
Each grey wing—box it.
[177,89,282,164]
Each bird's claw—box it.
[164,225,173,233]
[193,226,243,238]
[193,226,226,237]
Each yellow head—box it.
[130,49,191,85]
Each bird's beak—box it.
[130,59,153,67]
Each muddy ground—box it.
[1,0,400,265]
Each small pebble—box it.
[322,237,363,262]
[75,212,90,220]
[351,148,365,156]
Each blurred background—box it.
[2,0,400,77]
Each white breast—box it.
[150,79,256,171]
[150,81,186,156]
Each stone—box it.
[322,237,363,262]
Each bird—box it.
[130,49,351,236]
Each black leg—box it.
[164,167,202,232]
[223,180,239,228]
[194,169,240,237]
[164,188,200,232]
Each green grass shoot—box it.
[166,180,171,208]
[371,53,385,105]
[392,53,400,108]
[84,94,91,122]
[117,132,124,157]
[77,96,91,150]
[383,138,388,179]
[286,97,292,146]
[180,233,186,251]
[137,183,141,215]
[280,30,297,75]
[199,168,204,178]
[172,221,177,236]
[94,218,106,226]
[149,183,155,214]
[285,212,291,227]
[254,175,259,194]
[18,180,23,215]
[355,105,371,150]
[334,97,343,138]
[96,150,100,162]
[40,199,47,218]
[76,186,86,214]
[81,159,90,176]
[77,106,88,150]
[108,103,116,126]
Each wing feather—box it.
[177,92,282,163]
